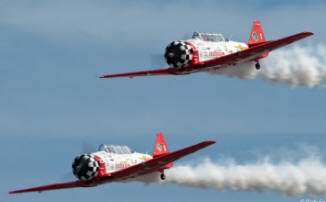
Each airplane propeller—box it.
[149,53,166,68]
[149,32,193,69]
[61,171,75,181]
[61,142,97,181]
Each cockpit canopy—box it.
[98,144,134,154]
[192,32,225,42]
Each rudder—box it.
[248,19,266,45]
[153,131,169,156]
[152,131,172,168]
[248,19,268,57]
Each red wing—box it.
[9,180,86,194]
[202,31,313,68]
[99,67,178,79]
[106,140,215,180]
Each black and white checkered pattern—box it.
[72,154,99,181]
[164,41,193,69]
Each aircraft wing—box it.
[99,67,179,78]
[105,140,215,180]
[9,180,86,194]
[202,31,313,68]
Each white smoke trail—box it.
[128,152,326,196]
[208,44,326,88]
[159,156,326,196]
[125,145,326,196]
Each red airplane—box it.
[99,19,313,79]
[9,132,215,194]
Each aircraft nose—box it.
[72,154,99,181]
[164,41,193,69]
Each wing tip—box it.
[205,140,216,144]
[199,140,216,146]
[98,75,107,78]
[301,31,314,36]
[98,74,134,79]
[8,190,22,194]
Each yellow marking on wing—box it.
[139,156,152,161]
[235,44,248,50]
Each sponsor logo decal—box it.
[157,144,162,151]
[209,50,224,56]
[115,162,130,169]
[252,32,258,41]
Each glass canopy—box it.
[192,32,225,42]
[98,144,134,154]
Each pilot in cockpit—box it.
[192,32,200,39]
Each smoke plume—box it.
[131,150,326,196]
[208,44,326,88]
[162,157,326,196]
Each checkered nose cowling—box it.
[72,154,99,181]
[164,41,193,69]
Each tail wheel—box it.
[160,173,166,180]
[255,62,261,70]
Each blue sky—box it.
[1,0,326,201]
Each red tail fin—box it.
[152,131,173,168]
[248,19,268,57]
[248,19,266,45]
[153,131,169,156]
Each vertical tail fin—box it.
[152,131,173,168]
[248,19,266,45]
[248,19,268,57]
[153,131,169,156]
